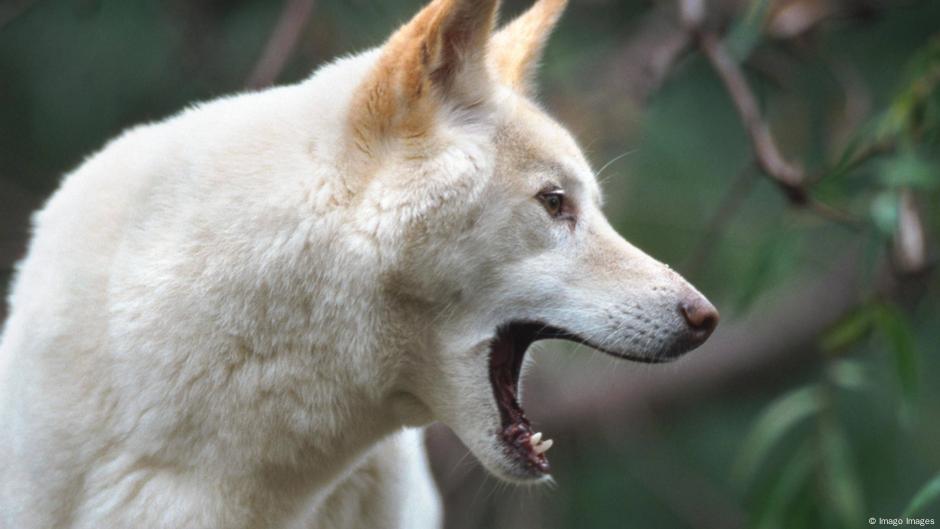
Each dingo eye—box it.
[537,190,565,218]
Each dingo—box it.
[0,0,717,527]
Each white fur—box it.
[0,3,712,527]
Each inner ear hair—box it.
[347,0,500,158]
[490,0,568,95]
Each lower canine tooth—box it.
[533,439,553,454]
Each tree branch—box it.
[697,31,807,202]
[691,28,871,229]
[682,160,757,277]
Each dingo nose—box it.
[678,295,719,342]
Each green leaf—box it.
[878,96,916,140]
[878,151,940,190]
[870,191,900,237]
[820,420,865,528]
[820,306,878,353]
[826,360,869,391]
[905,473,940,517]
[860,230,886,295]
[734,385,822,484]
[733,228,801,314]
[824,131,880,184]
[753,441,816,529]
[876,36,940,141]
[725,0,773,61]
[874,303,919,405]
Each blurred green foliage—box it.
[1,1,938,528]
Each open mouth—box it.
[487,321,673,477]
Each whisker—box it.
[593,149,636,185]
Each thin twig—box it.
[693,30,867,230]
[603,8,694,106]
[807,138,896,185]
[804,198,865,230]
[697,31,808,203]
[245,0,317,90]
[0,0,38,30]
[682,160,757,277]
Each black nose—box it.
[678,294,719,343]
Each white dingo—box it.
[0,0,718,527]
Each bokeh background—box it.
[1,0,938,527]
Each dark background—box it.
[2,1,939,527]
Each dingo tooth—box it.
[533,438,553,454]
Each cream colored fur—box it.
[0,0,713,527]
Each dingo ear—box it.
[490,0,567,95]
[350,0,499,147]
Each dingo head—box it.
[347,0,718,482]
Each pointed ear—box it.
[489,0,567,95]
[350,0,499,147]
